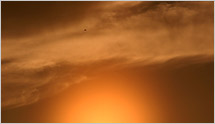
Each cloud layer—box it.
[2,55,214,122]
[1,1,214,109]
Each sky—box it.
[1,1,214,123]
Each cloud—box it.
[2,54,213,109]
[1,1,214,109]
[2,2,213,67]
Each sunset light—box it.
[1,1,214,123]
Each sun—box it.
[52,75,143,123]
[69,88,141,123]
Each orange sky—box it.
[1,1,214,123]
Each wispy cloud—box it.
[1,1,214,109]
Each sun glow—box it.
[52,75,144,123]
[47,71,166,123]
[70,89,141,123]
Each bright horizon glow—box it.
[51,76,149,123]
